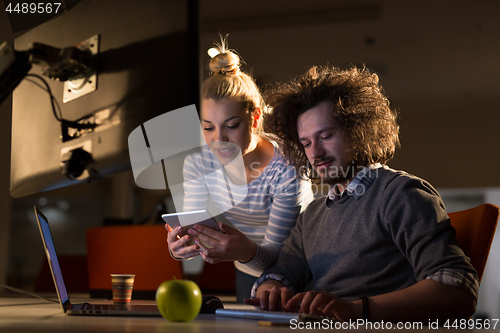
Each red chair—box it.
[448,203,499,283]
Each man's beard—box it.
[313,158,359,185]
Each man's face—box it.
[297,101,354,185]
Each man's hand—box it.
[286,291,362,321]
[187,223,257,264]
[243,281,362,321]
[243,280,294,311]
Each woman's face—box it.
[201,98,256,163]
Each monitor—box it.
[9,0,200,198]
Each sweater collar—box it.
[326,164,382,208]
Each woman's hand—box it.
[187,223,258,264]
[165,224,200,259]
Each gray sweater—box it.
[260,167,477,300]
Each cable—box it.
[25,73,63,121]
[0,282,60,303]
[24,73,97,130]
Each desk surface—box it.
[0,296,294,333]
[0,296,496,332]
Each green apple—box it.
[155,278,202,322]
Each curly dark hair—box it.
[264,65,400,182]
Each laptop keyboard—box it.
[80,303,129,311]
[216,308,334,322]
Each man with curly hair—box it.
[244,66,478,322]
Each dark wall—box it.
[200,0,500,188]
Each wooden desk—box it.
[0,297,289,333]
[0,297,494,332]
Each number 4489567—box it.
[5,2,61,14]
[443,318,498,329]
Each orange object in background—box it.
[86,225,183,299]
[448,203,499,283]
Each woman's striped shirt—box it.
[183,135,314,276]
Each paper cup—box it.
[111,274,135,305]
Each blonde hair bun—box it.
[202,35,264,117]
[210,51,240,75]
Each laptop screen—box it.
[35,207,69,305]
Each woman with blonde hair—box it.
[166,38,314,301]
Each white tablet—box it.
[162,210,220,247]
[161,210,219,230]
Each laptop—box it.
[34,206,161,316]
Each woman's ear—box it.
[252,108,262,128]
